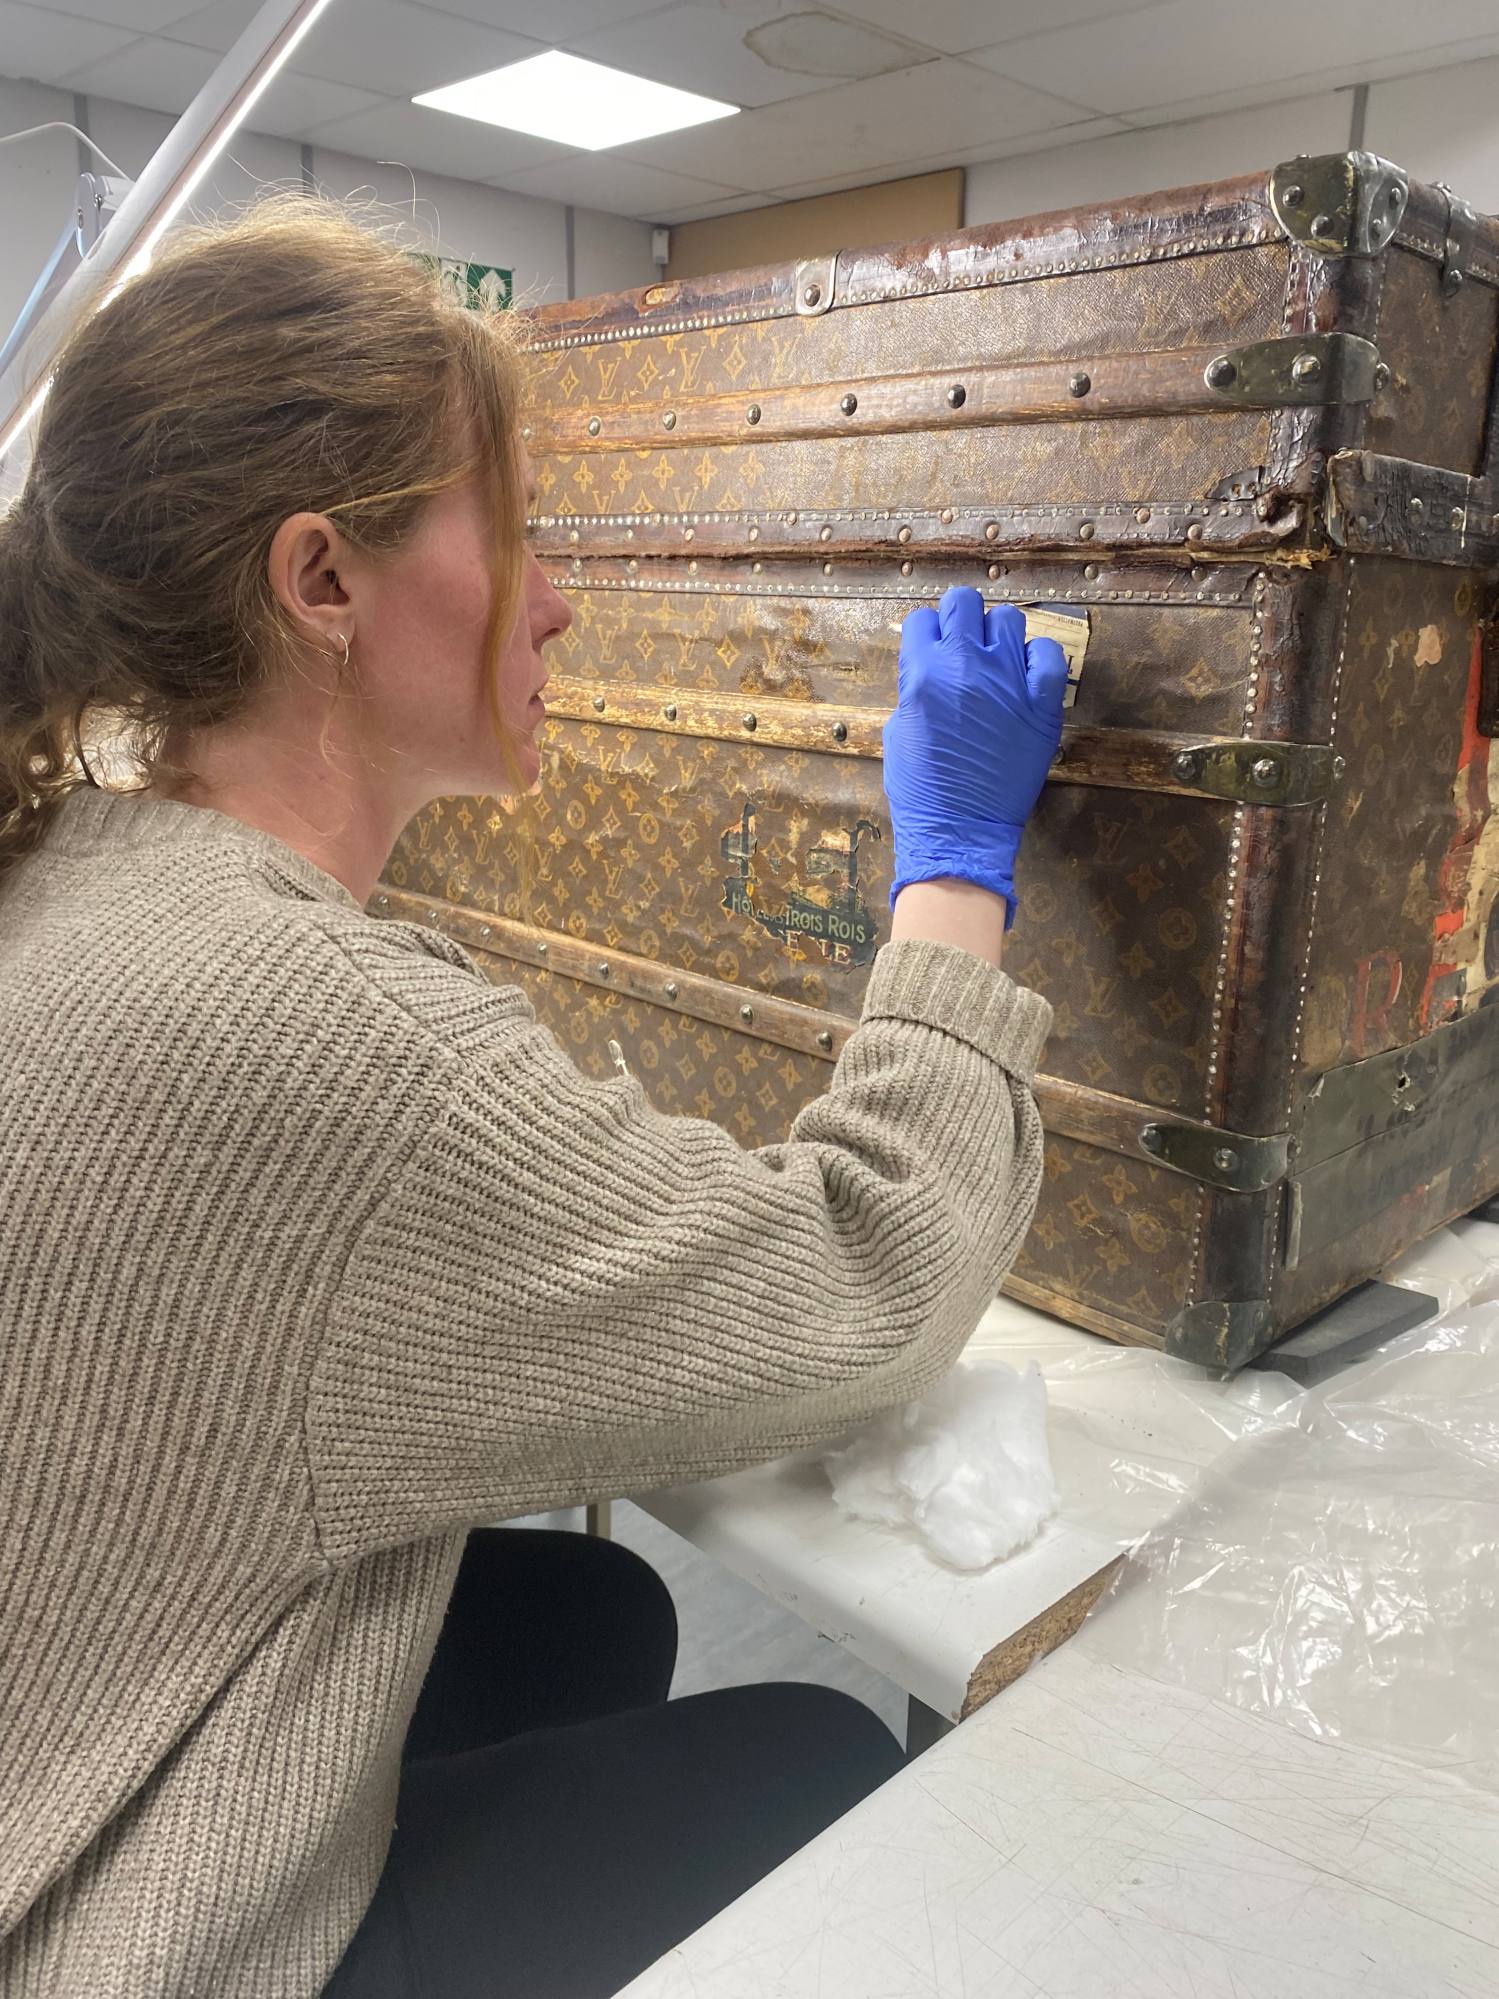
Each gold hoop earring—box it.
[328,633,350,669]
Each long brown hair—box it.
[0,197,529,877]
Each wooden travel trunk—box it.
[377,153,1499,1370]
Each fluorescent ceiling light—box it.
[414,50,739,152]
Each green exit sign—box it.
[427,257,513,310]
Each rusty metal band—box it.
[528,338,1374,458]
[541,555,1265,610]
[372,888,1295,1190]
[534,497,1301,562]
[539,684,1338,805]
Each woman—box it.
[0,204,1064,1998]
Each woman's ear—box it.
[267,513,353,648]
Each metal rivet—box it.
[1205,356,1237,388]
[1333,754,1347,780]
[1083,562,1099,580]
[665,981,678,1000]
[832,721,848,742]
[1282,182,1304,206]
[739,1003,754,1022]
[1310,212,1332,236]
[1134,506,1151,524]
[688,559,698,573]
[746,403,761,425]
[752,560,763,573]
[662,410,676,429]
[480,924,491,939]
[1290,352,1322,385]
[592,695,606,712]
[1373,362,1391,390]
[568,528,580,543]
[819,524,833,541]
[1140,1123,1164,1154]
[1173,751,1198,780]
[1069,371,1091,398]
[946,384,967,408]
[663,703,678,721]
[1410,496,1425,518]
[628,557,638,570]
[1078,521,1095,540]
[987,562,1002,580]
[376,893,389,909]
[587,416,601,436]
[1186,522,1205,543]
[816,1030,834,1052]
[840,392,858,416]
[802,282,821,307]
[1214,1147,1239,1173]
[683,526,695,541]
[984,522,999,541]
[748,525,760,541]
[742,712,757,731]
[597,961,610,978]
[1251,757,1280,786]
[786,510,799,526]
[521,425,532,439]
[1444,267,1464,296]
[537,941,548,956]
[1451,506,1466,531]
[427,909,440,924]
[897,525,913,543]
[940,508,955,525]
[1388,186,1402,209]
[900,559,914,576]
[822,560,834,575]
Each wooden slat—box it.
[531,344,1334,457]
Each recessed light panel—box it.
[414,50,740,152]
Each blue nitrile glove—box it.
[882,586,1068,926]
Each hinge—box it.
[1269,151,1409,256]
[1165,1298,1275,1372]
[1138,1119,1291,1192]
[1436,182,1478,297]
[794,254,837,317]
[1201,333,1381,408]
[1168,739,1342,807]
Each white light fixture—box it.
[415,50,739,152]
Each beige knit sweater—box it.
[0,786,1050,1997]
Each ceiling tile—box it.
[762,115,1131,199]
[975,0,1499,117]
[42,0,215,29]
[569,4,930,110]
[170,0,538,98]
[422,1,668,37]
[245,69,385,138]
[494,153,743,220]
[653,190,776,225]
[57,33,219,112]
[1119,38,1499,128]
[613,56,1099,191]
[304,96,580,181]
[1367,52,1499,195]
[833,0,1161,57]
[0,2,136,84]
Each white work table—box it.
[618,1640,1499,1999]
[635,1225,1498,1725]
[635,1294,1300,1724]
[621,1222,1499,1998]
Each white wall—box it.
[965,92,1353,227]
[964,58,1498,230]
[0,79,655,355]
[1365,55,1499,212]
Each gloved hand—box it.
[882,586,1068,925]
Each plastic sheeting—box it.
[1073,1220,1499,1791]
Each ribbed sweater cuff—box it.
[861,939,1053,1082]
